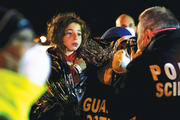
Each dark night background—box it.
[1,0,179,37]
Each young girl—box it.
[30,12,90,120]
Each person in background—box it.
[77,14,137,120]
[30,12,90,120]
[113,6,180,120]
[0,7,51,120]
[116,14,137,59]
[97,27,133,85]
[116,14,136,37]
[78,27,134,120]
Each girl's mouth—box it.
[72,43,78,47]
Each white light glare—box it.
[40,36,47,43]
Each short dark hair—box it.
[139,6,180,32]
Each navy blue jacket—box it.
[113,29,180,120]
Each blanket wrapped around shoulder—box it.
[80,38,116,67]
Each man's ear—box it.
[145,29,152,41]
[142,28,153,49]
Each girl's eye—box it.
[65,31,73,35]
[77,33,82,36]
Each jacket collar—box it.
[146,28,180,52]
[47,47,60,60]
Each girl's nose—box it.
[73,33,78,40]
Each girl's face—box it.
[63,22,82,54]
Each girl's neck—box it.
[65,51,74,56]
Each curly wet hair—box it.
[47,12,90,54]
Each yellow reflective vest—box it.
[0,69,47,120]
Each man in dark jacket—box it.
[113,6,180,120]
